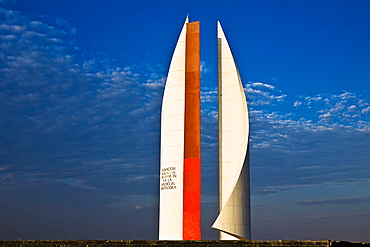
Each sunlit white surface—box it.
[212,21,251,240]
[159,17,188,240]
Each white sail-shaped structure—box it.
[212,21,251,240]
[159,17,188,240]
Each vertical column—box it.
[183,21,201,240]
[217,36,226,240]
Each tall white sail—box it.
[212,21,251,240]
[159,17,188,240]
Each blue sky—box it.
[0,0,370,242]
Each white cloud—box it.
[201,90,217,103]
[338,91,356,100]
[245,82,287,106]
[319,112,333,119]
[200,60,211,74]
[362,106,370,114]
[250,82,275,90]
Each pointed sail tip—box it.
[217,20,222,28]
[185,14,189,23]
[217,21,223,35]
[211,215,222,232]
[211,222,219,230]
[217,22,223,39]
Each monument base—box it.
[0,240,369,247]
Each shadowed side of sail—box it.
[212,21,251,240]
[159,17,188,240]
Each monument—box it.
[159,17,250,240]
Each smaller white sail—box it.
[212,21,251,240]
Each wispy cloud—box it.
[0,9,162,198]
[199,79,370,196]
[305,212,370,219]
[294,196,370,206]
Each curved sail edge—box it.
[159,16,188,240]
[212,21,250,240]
